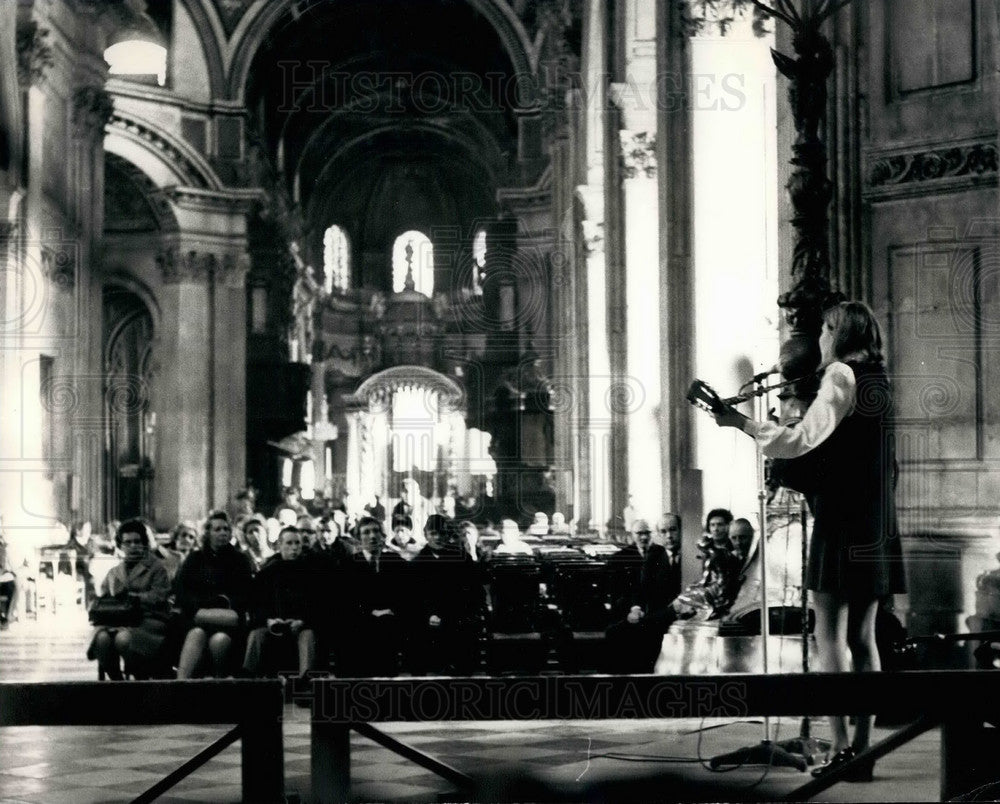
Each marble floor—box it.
[0,609,944,803]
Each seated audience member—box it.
[173,511,255,678]
[87,519,171,679]
[527,512,550,536]
[241,526,318,679]
[341,517,407,676]
[170,521,198,560]
[677,509,741,618]
[605,514,683,672]
[273,487,309,524]
[0,536,18,627]
[152,532,183,582]
[236,514,268,568]
[550,512,572,536]
[697,508,734,560]
[730,518,756,571]
[386,514,425,561]
[407,515,481,673]
[492,519,534,556]
[315,516,356,566]
[458,521,482,562]
[295,515,319,553]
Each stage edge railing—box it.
[0,680,285,802]
[307,671,1000,803]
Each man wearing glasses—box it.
[605,513,683,672]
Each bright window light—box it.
[104,41,167,86]
[392,231,434,297]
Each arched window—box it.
[471,228,486,295]
[323,225,350,294]
[392,230,434,297]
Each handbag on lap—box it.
[89,594,142,627]
[193,594,240,629]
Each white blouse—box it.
[744,361,856,459]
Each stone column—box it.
[71,85,113,526]
[344,408,362,504]
[656,0,698,522]
[154,233,248,526]
[214,252,248,507]
[620,130,662,521]
[575,185,612,535]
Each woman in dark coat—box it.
[715,301,905,779]
[173,510,254,678]
[87,519,171,679]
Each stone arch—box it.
[356,365,464,412]
[105,111,222,191]
[224,0,538,103]
[102,272,162,335]
[177,0,228,99]
[102,285,157,522]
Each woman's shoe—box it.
[810,747,856,778]
[843,753,875,782]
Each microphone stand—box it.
[709,376,806,772]
[774,497,830,764]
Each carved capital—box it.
[17,21,54,87]
[41,244,76,291]
[580,219,604,255]
[157,247,218,284]
[620,130,657,179]
[72,86,114,141]
[219,252,250,289]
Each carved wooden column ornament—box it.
[681,0,856,402]
[619,131,658,179]
[16,19,53,88]
[72,86,114,143]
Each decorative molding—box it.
[41,244,75,290]
[72,86,114,142]
[619,130,657,179]
[867,142,998,190]
[157,247,249,286]
[498,164,553,212]
[157,247,215,284]
[16,20,53,87]
[107,113,213,189]
[161,185,261,213]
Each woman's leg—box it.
[177,627,207,679]
[846,597,880,751]
[298,628,316,676]
[207,631,233,677]
[113,629,134,677]
[93,628,122,680]
[812,591,851,751]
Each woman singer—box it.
[714,300,905,781]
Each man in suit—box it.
[605,514,683,672]
[341,517,406,676]
[241,526,318,679]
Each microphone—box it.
[750,365,781,383]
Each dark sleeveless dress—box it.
[803,361,906,597]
